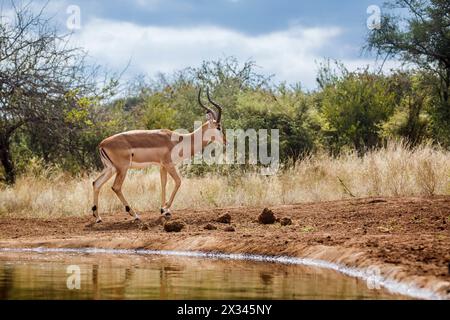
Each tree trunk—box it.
[0,138,16,185]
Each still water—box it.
[0,251,405,300]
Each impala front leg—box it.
[160,166,169,216]
[161,165,181,218]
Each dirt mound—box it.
[280,217,292,226]
[140,222,150,231]
[258,208,277,224]
[224,226,235,232]
[204,223,217,230]
[164,220,185,232]
[216,213,231,224]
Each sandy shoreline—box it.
[0,196,449,299]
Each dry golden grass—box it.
[1,141,449,218]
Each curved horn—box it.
[206,88,222,122]
[198,88,215,116]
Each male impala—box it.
[92,88,225,223]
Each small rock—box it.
[164,220,185,232]
[140,223,149,231]
[280,217,292,226]
[258,208,277,225]
[216,213,231,224]
[204,223,217,231]
[224,226,235,232]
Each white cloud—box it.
[72,19,396,89]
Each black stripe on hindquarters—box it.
[100,148,114,164]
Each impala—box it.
[92,88,225,223]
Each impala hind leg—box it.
[111,169,140,221]
[92,167,115,223]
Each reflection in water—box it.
[0,252,405,300]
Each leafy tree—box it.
[235,86,317,159]
[192,57,273,127]
[318,66,397,154]
[381,71,432,145]
[0,3,112,183]
[137,92,177,130]
[367,0,450,145]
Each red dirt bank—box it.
[0,196,449,298]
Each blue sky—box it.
[3,0,396,89]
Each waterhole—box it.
[0,250,406,300]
